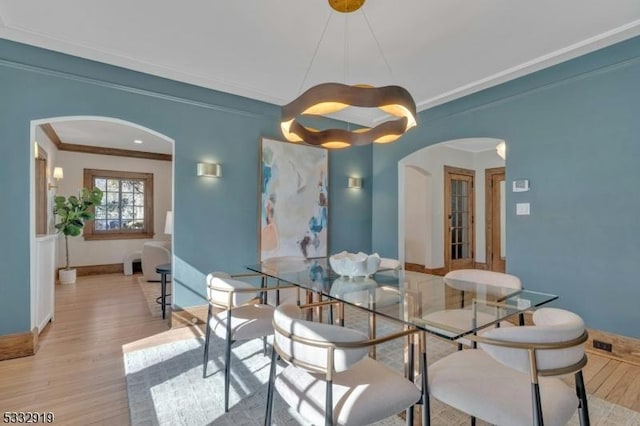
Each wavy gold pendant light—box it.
[280,0,418,149]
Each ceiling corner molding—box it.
[0,22,287,110]
[58,142,172,162]
[414,19,640,113]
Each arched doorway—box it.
[398,138,506,273]
[29,116,175,333]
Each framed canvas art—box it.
[259,137,328,261]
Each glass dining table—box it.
[246,256,558,425]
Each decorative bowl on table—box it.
[329,251,381,278]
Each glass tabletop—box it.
[246,257,558,340]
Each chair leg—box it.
[470,417,476,426]
[457,343,463,351]
[224,310,233,413]
[531,382,543,426]
[264,347,278,426]
[519,313,525,326]
[263,336,267,356]
[575,371,590,426]
[406,337,415,426]
[325,380,333,426]
[202,304,213,378]
[420,337,430,426]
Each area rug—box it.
[125,336,403,425]
[137,277,164,318]
[125,308,640,425]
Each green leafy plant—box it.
[54,187,103,270]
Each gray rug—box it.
[125,308,640,425]
[125,336,403,425]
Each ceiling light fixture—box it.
[281,0,417,150]
[134,139,143,144]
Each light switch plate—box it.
[516,203,530,215]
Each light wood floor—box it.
[0,273,638,425]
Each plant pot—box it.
[59,268,77,285]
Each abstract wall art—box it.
[259,137,328,261]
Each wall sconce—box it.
[197,162,222,178]
[48,167,64,190]
[348,177,363,189]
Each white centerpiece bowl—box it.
[329,251,381,278]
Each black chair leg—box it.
[406,338,415,426]
[519,313,525,326]
[420,340,430,426]
[470,416,476,426]
[325,380,333,426]
[202,304,213,378]
[531,382,543,426]
[264,347,278,426]
[224,310,233,413]
[457,343,463,351]
[575,371,590,426]
[263,336,267,356]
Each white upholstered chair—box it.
[202,272,293,412]
[428,308,590,426]
[265,303,423,426]
[141,241,171,281]
[422,269,523,349]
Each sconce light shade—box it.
[197,162,222,178]
[48,166,64,190]
[53,167,64,180]
[348,177,363,189]
[496,142,506,160]
[164,211,173,235]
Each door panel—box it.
[444,166,475,271]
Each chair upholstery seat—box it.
[210,304,274,341]
[141,241,171,281]
[429,349,578,426]
[276,357,421,426]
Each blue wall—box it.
[0,39,372,335]
[2,34,639,339]
[372,36,640,338]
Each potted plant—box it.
[54,187,103,284]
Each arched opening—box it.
[398,138,506,273]
[29,116,175,332]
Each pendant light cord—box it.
[361,9,396,81]
[297,11,334,95]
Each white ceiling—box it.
[2,1,640,127]
[50,120,172,154]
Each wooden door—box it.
[35,146,48,236]
[444,166,475,271]
[485,167,505,272]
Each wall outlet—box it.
[593,340,613,352]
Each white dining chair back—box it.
[266,303,423,426]
[428,307,590,426]
[203,271,276,413]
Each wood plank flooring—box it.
[0,273,638,425]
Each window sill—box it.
[84,232,155,241]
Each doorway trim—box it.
[485,166,505,272]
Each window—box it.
[83,169,154,240]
